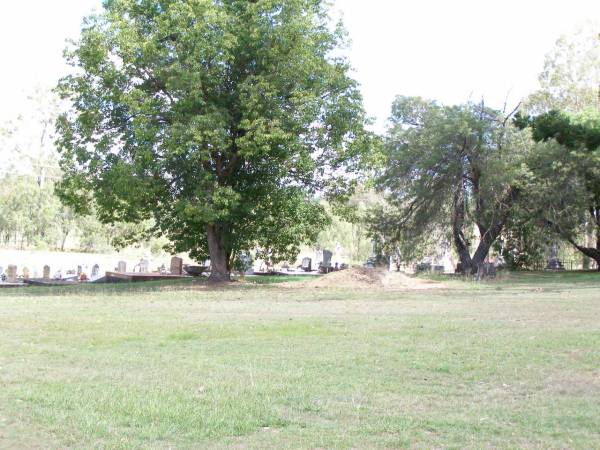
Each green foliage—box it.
[0,171,155,252]
[367,203,445,265]
[372,96,530,272]
[515,110,600,152]
[516,24,600,268]
[0,174,58,248]
[56,0,370,278]
[526,23,600,113]
[496,219,550,270]
[515,109,600,265]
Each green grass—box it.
[1,272,599,448]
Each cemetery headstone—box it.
[91,264,100,278]
[319,250,333,273]
[301,257,312,272]
[117,261,127,273]
[170,257,183,275]
[322,250,332,267]
[238,252,254,275]
[139,257,150,273]
[77,265,83,276]
[22,267,30,280]
[7,265,17,283]
[545,242,565,271]
[432,265,445,274]
[43,265,51,280]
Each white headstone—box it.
[117,261,127,273]
[43,265,51,280]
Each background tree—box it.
[526,22,600,114]
[519,23,600,269]
[56,0,369,281]
[494,208,551,270]
[515,110,600,269]
[373,96,529,275]
[0,88,145,253]
[367,202,447,270]
[316,188,380,265]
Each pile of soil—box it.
[307,267,384,289]
[304,267,445,290]
[380,271,445,290]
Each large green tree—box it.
[515,110,600,269]
[374,97,529,275]
[56,0,369,280]
[517,24,600,269]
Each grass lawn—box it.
[1,272,599,449]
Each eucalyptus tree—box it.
[526,23,600,113]
[56,0,369,280]
[375,97,529,274]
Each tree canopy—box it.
[515,109,600,269]
[526,23,600,113]
[56,0,369,280]
[373,97,529,274]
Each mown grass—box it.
[0,272,599,448]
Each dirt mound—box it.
[304,267,445,290]
[307,267,384,289]
[380,271,445,290]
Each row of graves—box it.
[267,250,348,276]
[0,256,200,288]
[0,249,350,288]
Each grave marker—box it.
[301,257,312,272]
[170,257,183,275]
[7,265,17,283]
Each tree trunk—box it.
[568,241,600,271]
[206,224,231,282]
[60,230,69,252]
[452,187,473,273]
[470,222,503,275]
[548,218,600,272]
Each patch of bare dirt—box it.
[381,271,446,291]
[299,267,445,291]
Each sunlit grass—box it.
[1,272,599,448]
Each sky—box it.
[0,0,599,131]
